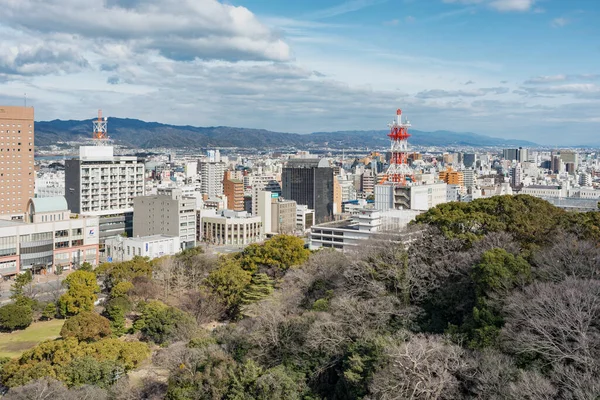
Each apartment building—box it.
[133,188,196,250]
[223,173,244,211]
[65,146,145,249]
[0,106,35,218]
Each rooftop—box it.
[29,196,68,213]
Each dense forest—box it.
[1,195,599,399]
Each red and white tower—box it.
[382,109,414,186]
[93,109,109,143]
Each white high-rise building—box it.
[65,146,145,252]
[251,175,281,215]
[199,160,225,198]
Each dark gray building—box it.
[282,159,334,224]
[463,153,476,168]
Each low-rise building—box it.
[105,234,180,262]
[199,209,262,246]
[0,197,99,276]
[296,204,315,232]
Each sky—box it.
[0,0,599,145]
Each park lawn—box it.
[0,319,65,359]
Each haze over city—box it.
[1,0,599,145]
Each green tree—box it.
[241,273,274,305]
[239,235,309,274]
[65,356,121,388]
[460,248,531,349]
[60,312,112,342]
[42,302,57,320]
[0,303,33,331]
[78,262,94,272]
[104,297,132,337]
[110,281,133,299]
[95,256,154,292]
[204,257,252,317]
[10,270,32,300]
[133,301,195,345]
[58,270,100,316]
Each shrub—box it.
[0,303,33,331]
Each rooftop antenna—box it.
[93,109,110,146]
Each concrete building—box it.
[361,169,375,194]
[375,183,447,211]
[296,204,315,232]
[0,196,99,276]
[105,234,180,262]
[271,198,297,235]
[133,188,196,250]
[65,146,145,254]
[0,106,35,218]
[251,175,281,216]
[310,208,381,251]
[223,173,244,211]
[199,209,262,246]
[199,159,225,198]
[462,169,476,189]
[282,159,334,224]
[510,164,523,188]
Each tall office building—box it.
[463,153,476,168]
[510,164,522,188]
[133,188,196,250]
[0,106,35,217]
[65,146,145,253]
[282,159,334,224]
[251,175,281,215]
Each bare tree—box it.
[178,288,226,324]
[503,278,600,369]
[4,379,108,400]
[532,232,600,282]
[368,333,467,400]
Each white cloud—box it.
[551,17,569,27]
[0,0,290,62]
[443,0,536,12]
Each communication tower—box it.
[381,109,414,186]
[93,109,109,144]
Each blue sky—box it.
[0,0,598,145]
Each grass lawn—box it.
[0,319,65,359]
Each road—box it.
[0,274,67,305]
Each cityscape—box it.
[0,0,599,398]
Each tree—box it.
[104,297,132,337]
[241,273,274,305]
[65,356,121,389]
[58,270,100,316]
[95,257,153,292]
[239,235,310,275]
[42,302,57,320]
[110,281,133,299]
[10,270,35,301]
[0,303,33,331]
[133,301,196,345]
[1,338,150,389]
[78,262,94,272]
[204,257,252,318]
[60,312,112,342]
[369,334,467,400]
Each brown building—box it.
[0,106,34,217]
[271,198,297,234]
[223,171,244,211]
[439,167,464,187]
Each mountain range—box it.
[34,118,537,149]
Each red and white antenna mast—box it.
[93,109,109,144]
[381,109,414,186]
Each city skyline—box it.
[0,0,598,145]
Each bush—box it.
[42,303,57,320]
[133,301,196,345]
[60,312,112,342]
[0,303,33,331]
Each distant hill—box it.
[34,118,537,149]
